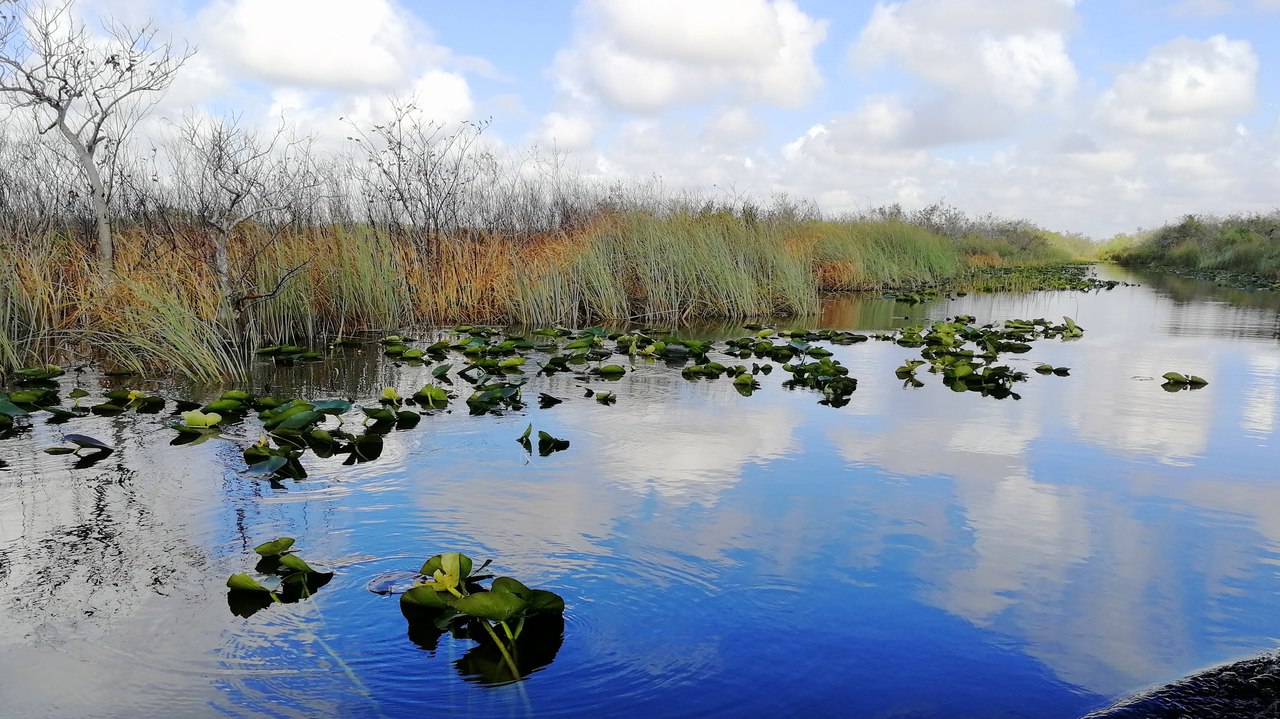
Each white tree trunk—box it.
[57,122,113,277]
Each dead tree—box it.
[168,114,318,335]
[0,0,191,276]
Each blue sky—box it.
[78,0,1280,238]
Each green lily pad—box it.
[453,591,527,622]
[227,573,274,593]
[253,537,296,557]
[401,585,453,611]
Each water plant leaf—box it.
[64,434,113,452]
[253,537,296,556]
[420,552,474,581]
[490,577,532,599]
[453,591,527,623]
[381,387,403,404]
[537,431,570,456]
[44,447,77,455]
[1188,375,1208,386]
[277,554,315,574]
[311,400,353,415]
[401,585,453,610]
[182,410,222,428]
[0,399,29,418]
[413,385,450,408]
[518,423,532,442]
[1162,372,1189,383]
[276,410,323,431]
[596,364,625,377]
[203,399,244,414]
[362,406,395,422]
[525,589,566,615]
[245,455,288,476]
[227,573,274,593]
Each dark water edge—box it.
[1085,653,1280,718]
[1,264,1279,718]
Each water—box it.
[1,266,1278,718]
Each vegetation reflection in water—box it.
[2,266,1280,711]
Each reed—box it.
[0,210,1085,378]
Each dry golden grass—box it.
[0,211,1059,377]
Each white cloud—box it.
[848,0,1079,147]
[1096,35,1258,141]
[537,112,596,152]
[200,0,445,91]
[553,0,827,115]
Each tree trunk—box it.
[57,123,114,277]
[214,226,235,330]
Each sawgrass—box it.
[0,211,1078,378]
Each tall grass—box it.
[0,209,1088,378]
[1109,212,1280,277]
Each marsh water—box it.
[2,265,1278,718]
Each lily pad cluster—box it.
[396,552,566,683]
[169,386,456,476]
[880,315,1085,400]
[0,367,167,434]
[960,265,1131,293]
[1161,372,1209,392]
[226,537,333,617]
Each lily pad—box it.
[253,537,296,557]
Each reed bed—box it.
[0,210,1080,378]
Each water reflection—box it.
[0,267,1277,717]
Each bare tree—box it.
[167,114,319,333]
[347,99,491,252]
[0,0,192,276]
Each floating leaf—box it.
[525,589,566,615]
[245,455,288,476]
[0,398,29,418]
[227,573,274,593]
[538,393,562,409]
[277,554,315,574]
[44,446,77,455]
[537,431,570,456]
[182,410,222,428]
[491,577,532,599]
[64,434,113,453]
[253,537,296,557]
[401,584,452,610]
[453,591,527,623]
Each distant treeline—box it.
[1103,211,1280,278]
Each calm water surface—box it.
[1,266,1278,718]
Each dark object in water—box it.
[1082,652,1280,718]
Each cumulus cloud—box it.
[1096,35,1258,142]
[848,0,1079,146]
[536,112,596,152]
[552,0,827,115]
[200,0,445,91]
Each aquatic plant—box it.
[394,551,566,682]
[226,537,333,617]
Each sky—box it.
[68,0,1280,238]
